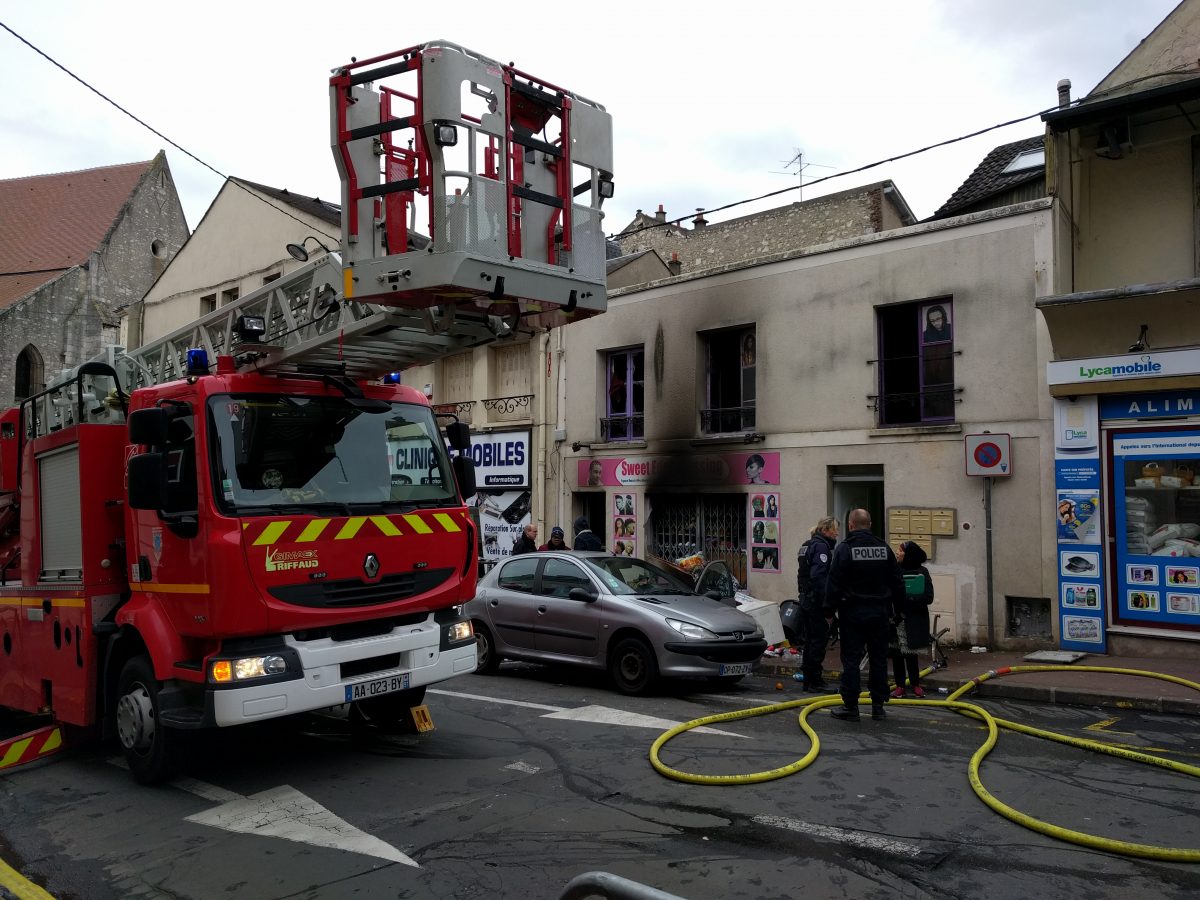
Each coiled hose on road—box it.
[649,665,1200,862]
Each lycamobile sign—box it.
[1079,358,1162,379]
[1047,348,1200,387]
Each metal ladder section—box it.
[29,256,505,435]
[117,256,502,387]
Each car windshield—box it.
[583,557,697,596]
[208,394,457,513]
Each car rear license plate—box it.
[719,663,753,676]
[345,672,411,703]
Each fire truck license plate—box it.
[719,663,753,676]
[345,672,411,703]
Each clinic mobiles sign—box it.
[464,429,531,488]
[577,451,781,487]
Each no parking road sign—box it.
[965,433,1012,477]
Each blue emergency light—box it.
[186,348,210,377]
[382,372,402,384]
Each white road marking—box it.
[505,761,541,774]
[183,784,418,866]
[432,688,747,737]
[428,688,565,712]
[540,705,747,738]
[752,814,923,858]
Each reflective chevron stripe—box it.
[242,511,467,546]
[0,725,63,771]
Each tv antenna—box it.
[771,149,836,201]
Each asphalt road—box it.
[2,665,1199,899]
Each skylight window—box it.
[1002,148,1045,174]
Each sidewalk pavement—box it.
[755,647,1200,717]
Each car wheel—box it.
[474,623,501,674]
[609,636,658,695]
[350,686,427,729]
[115,655,177,784]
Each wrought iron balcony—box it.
[433,400,476,424]
[481,394,533,421]
[600,414,644,442]
[699,405,755,435]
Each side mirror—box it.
[127,453,167,510]
[452,455,476,498]
[446,421,472,452]
[568,586,598,603]
[128,408,167,446]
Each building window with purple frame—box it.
[876,299,955,426]
[603,348,644,440]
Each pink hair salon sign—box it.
[577,451,780,488]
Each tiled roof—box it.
[230,178,341,227]
[0,159,153,308]
[931,135,1045,220]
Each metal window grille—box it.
[647,493,746,586]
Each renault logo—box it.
[363,553,380,579]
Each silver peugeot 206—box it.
[467,552,766,694]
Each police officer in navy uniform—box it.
[800,516,839,692]
[823,509,902,721]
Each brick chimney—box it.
[692,208,708,229]
[667,252,682,276]
[655,204,666,223]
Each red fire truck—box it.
[0,41,613,782]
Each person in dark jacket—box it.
[539,526,568,551]
[800,516,839,692]
[824,509,903,721]
[572,516,602,551]
[890,540,934,698]
[511,524,538,555]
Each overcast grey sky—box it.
[0,1,1182,234]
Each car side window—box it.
[497,557,540,594]
[540,558,593,600]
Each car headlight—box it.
[667,618,717,640]
[210,655,288,683]
[751,621,764,638]
[447,620,474,642]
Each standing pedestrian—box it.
[824,509,902,721]
[539,526,568,551]
[799,516,839,693]
[511,524,538,555]
[890,540,934,698]
[572,516,602,551]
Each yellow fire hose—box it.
[649,665,1200,862]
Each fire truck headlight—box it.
[447,621,474,643]
[232,655,289,680]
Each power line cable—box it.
[0,20,341,243]
[614,62,1200,239]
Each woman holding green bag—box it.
[890,540,934,698]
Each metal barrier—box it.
[557,871,686,900]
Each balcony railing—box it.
[699,405,755,435]
[433,400,476,425]
[481,394,533,422]
[600,414,644,442]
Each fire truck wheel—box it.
[349,686,428,729]
[116,656,176,784]
[474,623,501,674]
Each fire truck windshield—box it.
[208,394,458,513]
